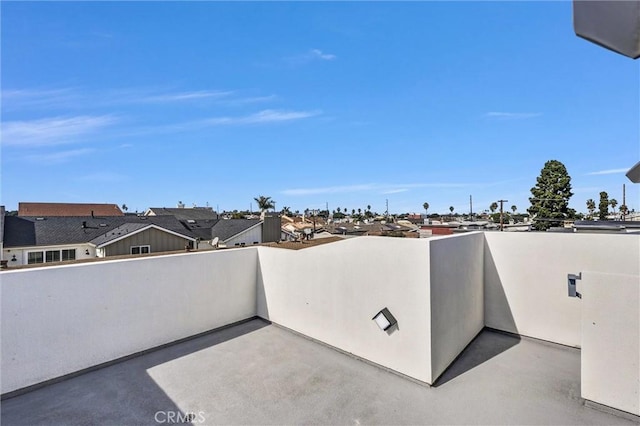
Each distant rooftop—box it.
[18,202,124,217]
[146,207,217,221]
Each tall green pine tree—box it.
[528,160,574,231]
[598,191,609,220]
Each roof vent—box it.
[100,223,107,227]
[35,217,46,221]
[187,219,196,224]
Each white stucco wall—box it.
[581,271,639,416]
[1,248,258,394]
[257,237,433,383]
[429,232,485,382]
[484,232,640,347]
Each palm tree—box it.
[254,195,275,212]
[281,206,292,216]
[586,199,596,219]
[121,204,128,212]
[620,204,629,219]
[423,202,429,216]
[357,208,362,215]
[511,205,517,214]
[367,204,371,212]
[490,202,498,213]
[610,198,618,215]
[351,209,356,216]
[337,207,341,213]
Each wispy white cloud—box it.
[283,184,376,196]
[224,94,278,105]
[485,111,542,120]
[25,148,95,164]
[206,109,321,126]
[2,87,234,110]
[282,182,473,196]
[310,49,336,61]
[134,90,233,103]
[381,188,409,194]
[2,88,81,110]
[285,49,337,66]
[2,115,117,147]
[586,168,628,176]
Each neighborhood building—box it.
[2,215,196,266]
[1,204,285,267]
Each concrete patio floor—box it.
[1,318,636,425]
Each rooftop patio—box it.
[2,233,639,423]
[1,318,636,425]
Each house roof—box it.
[88,223,151,247]
[18,203,124,217]
[146,207,218,221]
[3,216,196,248]
[210,219,261,242]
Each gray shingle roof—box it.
[88,223,153,246]
[3,216,196,248]
[147,207,218,221]
[210,219,261,242]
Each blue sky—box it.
[2,2,638,215]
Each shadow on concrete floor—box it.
[433,328,521,387]
[1,318,270,426]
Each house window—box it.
[27,252,44,264]
[27,249,77,264]
[62,249,76,261]
[130,245,150,255]
[46,250,61,262]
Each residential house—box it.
[210,219,263,248]
[2,215,196,266]
[145,207,280,248]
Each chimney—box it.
[82,221,87,229]
[91,210,94,218]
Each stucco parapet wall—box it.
[1,247,259,394]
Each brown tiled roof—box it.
[18,202,124,217]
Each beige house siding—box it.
[103,228,190,257]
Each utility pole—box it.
[385,199,389,221]
[469,195,473,221]
[498,199,508,231]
